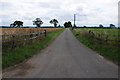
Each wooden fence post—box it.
[44,30,47,37]
[39,30,42,41]
[105,35,108,44]
[12,35,15,50]
[30,29,32,45]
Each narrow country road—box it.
[3,28,118,78]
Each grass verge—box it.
[71,30,119,65]
[2,29,65,69]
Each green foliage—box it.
[58,25,61,27]
[50,19,58,27]
[2,29,65,69]
[110,24,116,28]
[33,18,43,27]
[10,21,23,27]
[99,24,104,28]
[64,21,72,28]
[83,26,87,28]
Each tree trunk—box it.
[37,24,40,27]
[54,24,57,27]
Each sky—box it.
[0,0,119,27]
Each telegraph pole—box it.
[74,14,76,28]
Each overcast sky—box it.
[0,0,119,27]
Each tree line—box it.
[83,24,116,28]
[10,18,61,28]
[10,18,73,28]
[9,18,116,28]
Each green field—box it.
[77,28,119,35]
[75,28,120,41]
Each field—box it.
[1,27,62,35]
[76,28,119,35]
[2,27,63,51]
[75,28,120,44]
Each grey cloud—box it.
[0,2,13,9]
[21,16,33,20]
[47,9,73,21]
[0,14,10,19]
[76,8,83,12]
[37,2,61,9]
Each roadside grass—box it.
[2,29,65,69]
[71,30,119,65]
